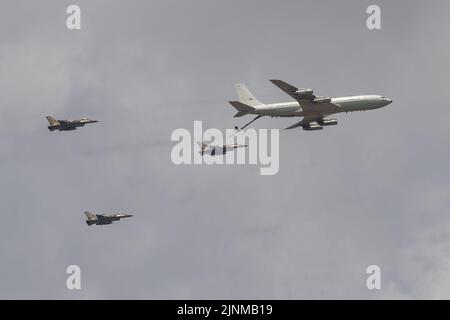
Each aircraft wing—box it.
[270,79,339,113]
[270,79,315,101]
[59,120,75,127]
[96,215,109,223]
[285,115,323,130]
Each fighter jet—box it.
[229,79,392,131]
[197,142,247,156]
[84,211,133,226]
[46,116,98,131]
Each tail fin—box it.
[84,211,97,221]
[46,116,59,125]
[197,142,210,152]
[228,101,255,117]
[235,84,262,107]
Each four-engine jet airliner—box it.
[46,116,98,131]
[229,79,392,131]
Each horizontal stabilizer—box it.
[229,101,255,118]
[233,111,248,117]
[228,101,255,111]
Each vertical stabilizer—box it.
[235,84,262,107]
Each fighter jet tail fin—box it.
[196,142,208,150]
[46,116,59,125]
[228,101,255,117]
[235,84,263,107]
[84,211,97,221]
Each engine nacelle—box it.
[313,96,332,103]
[303,124,323,131]
[295,88,313,96]
[318,119,338,126]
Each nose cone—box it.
[380,97,392,107]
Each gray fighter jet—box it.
[84,211,133,226]
[197,142,247,156]
[46,116,98,131]
[229,79,392,131]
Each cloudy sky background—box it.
[1,0,450,299]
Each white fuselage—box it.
[250,95,392,117]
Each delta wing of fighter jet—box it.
[46,116,98,131]
[84,211,133,226]
[228,80,392,131]
[197,142,247,156]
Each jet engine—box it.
[318,119,338,126]
[313,96,332,103]
[303,124,323,131]
[295,88,313,97]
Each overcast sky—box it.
[1,0,450,299]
